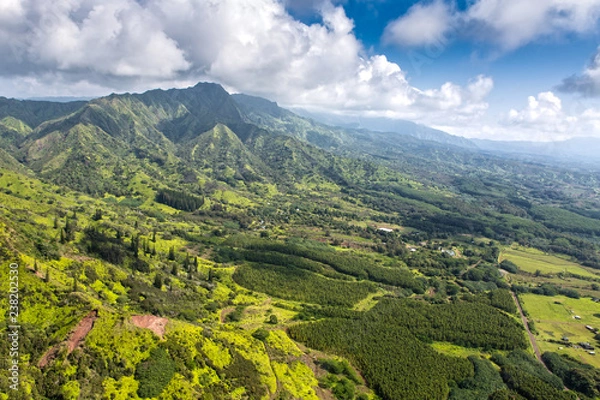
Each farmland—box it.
[520,294,600,368]
[501,246,600,279]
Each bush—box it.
[500,260,519,274]
[252,328,270,341]
[135,347,175,398]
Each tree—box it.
[252,328,270,341]
[153,275,163,289]
[92,209,103,221]
[168,246,175,261]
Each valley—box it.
[0,84,599,400]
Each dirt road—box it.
[510,291,548,370]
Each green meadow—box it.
[501,245,599,279]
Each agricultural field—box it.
[501,245,600,279]
[520,294,600,368]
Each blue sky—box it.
[2,0,600,141]
[286,0,600,134]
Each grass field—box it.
[352,288,387,312]
[430,342,490,358]
[501,246,600,279]
[520,294,600,368]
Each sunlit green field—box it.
[431,342,491,359]
[520,294,600,368]
[501,246,599,279]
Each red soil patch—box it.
[39,310,98,368]
[131,315,168,339]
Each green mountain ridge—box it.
[0,82,599,400]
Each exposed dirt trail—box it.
[39,310,98,368]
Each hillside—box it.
[0,83,599,400]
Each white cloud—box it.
[417,75,493,115]
[0,0,491,127]
[1,0,189,79]
[507,92,564,125]
[383,0,454,47]
[430,91,600,142]
[492,91,600,141]
[558,46,600,97]
[383,0,600,51]
[464,0,600,51]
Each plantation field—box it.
[520,294,600,368]
[501,246,599,279]
[232,263,376,307]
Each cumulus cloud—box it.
[507,92,564,125]
[558,47,600,97]
[463,0,600,51]
[384,0,600,51]
[383,0,455,47]
[496,91,592,141]
[0,0,491,126]
[0,0,189,79]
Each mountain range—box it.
[1,82,600,400]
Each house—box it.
[585,325,598,333]
[410,248,417,252]
[574,315,582,320]
[377,227,393,233]
[562,336,570,342]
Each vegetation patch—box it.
[135,346,176,398]
[233,263,376,307]
[501,246,598,279]
[290,298,528,400]
[273,361,320,400]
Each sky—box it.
[3,1,600,141]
